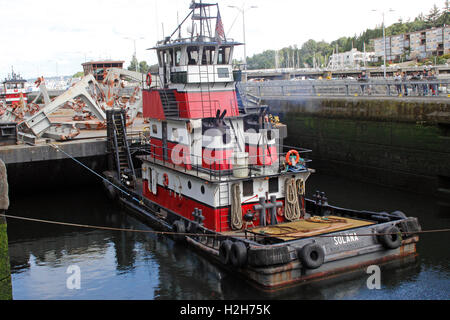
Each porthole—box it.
[201,185,205,194]
[188,181,192,189]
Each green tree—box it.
[128,55,151,73]
[426,4,441,25]
[128,55,139,72]
[73,71,84,78]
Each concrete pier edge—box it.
[0,159,12,300]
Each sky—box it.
[0,0,443,79]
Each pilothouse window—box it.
[218,46,231,65]
[201,46,216,65]
[187,46,199,65]
[175,48,182,66]
[164,49,174,66]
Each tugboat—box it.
[103,1,421,290]
[0,68,28,107]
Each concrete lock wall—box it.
[266,97,450,196]
[0,159,12,300]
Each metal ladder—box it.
[159,89,179,117]
[106,109,136,187]
[198,66,214,118]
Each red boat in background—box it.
[0,69,28,107]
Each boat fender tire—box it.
[230,242,248,267]
[103,180,117,201]
[378,226,402,249]
[247,246,291,267]
[219,240,233,265]
[298,243,325,269]
[172,220,186,242]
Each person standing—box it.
[422,70,429,96]
[401,72,408,96]
[394,72,402,96]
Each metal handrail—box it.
[139,141,312,182]
[239,78,449,98]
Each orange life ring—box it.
[286,150,300,166]
[146,73,152,87]
[163,173,169,187]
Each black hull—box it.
[105,174,421,291]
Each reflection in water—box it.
[6,173,450,300]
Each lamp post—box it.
[124,37,145,72]
[228,4,258,81]
[372,9,395,78]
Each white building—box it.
[328,48,376,70]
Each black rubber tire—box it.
[298,243,325,269]
[172,220,186,242]
[219,240,233,265]
[103,180,117,201]
[230,242,248,267]
[378,225,402,249]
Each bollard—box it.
[0,159,12,300]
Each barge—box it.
[103,1,421,290]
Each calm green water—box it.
[6,173,450,300]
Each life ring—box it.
[230,242,248,267]
[219,240,233,265]
[378,225,402,249]
[163,173,169,187]
[298,243,325,269]
[286,150,300,166]
[146,73,152,87]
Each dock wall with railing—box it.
[0,159,12,300]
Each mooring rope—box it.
[47,143,142,205]
[284,178,301,221]
[231,183,244,230]
[2,213,449,240]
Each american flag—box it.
[215,8,225,44]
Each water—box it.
[6,174,450,300]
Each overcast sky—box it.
[0,0,443,79]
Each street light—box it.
[124,37,145,72]
[228,4,258,80]
[372,9,395,78]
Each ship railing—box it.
[138,141,312,182]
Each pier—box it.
[0,118,147,191]
[0,159,12,300]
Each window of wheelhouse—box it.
[218,46,231,64]
[201,46,216,65]
[174,48,182,66]
[164,49,174,66]
[187,46,199,65]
